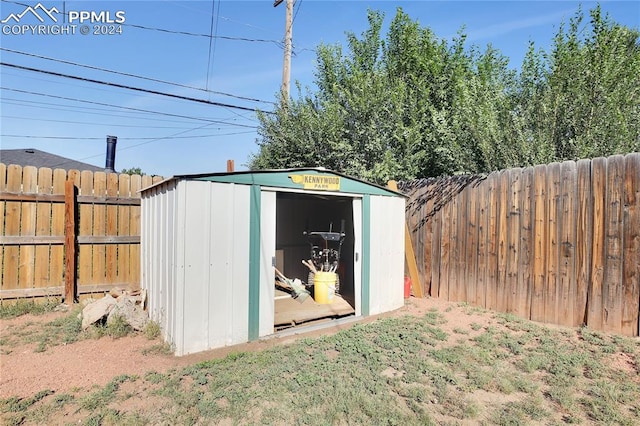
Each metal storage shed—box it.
[140,168,406,355]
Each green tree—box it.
[250,5,639,183]
[121,167,144,175]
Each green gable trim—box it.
[248,184,261,341]
[191,170,401,197]
[361,194,371,317]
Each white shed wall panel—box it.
[141,181,178,346]
[368,195,405,315]
[259,191,276,337]
[142,180,250,356]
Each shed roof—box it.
[141,168,405,197]
[0,148,104,172]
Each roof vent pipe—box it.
[105,135,117,173]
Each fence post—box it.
[64,179,77,304]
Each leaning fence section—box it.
[0,163,163,303]
[402,153,640,336]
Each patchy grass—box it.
[0,299,60,319]
[0,305,153,354]
[2,307,640,425]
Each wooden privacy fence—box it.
[401,153,640,336]
[0,163,163,303]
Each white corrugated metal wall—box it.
[368,195,405,315]
[141,180,178,347]
[142,180,251,355]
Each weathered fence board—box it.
[622,153,640,336]
[603,155,625,334]
[588,157,607,331]
[506,168,521,315]
[559,161,577,327]
[0,163,163,302]
[486,172,499,311]
[531,164,547,322]
[517,167,533,319]
[402,153,640,337]
[476,178,488,308]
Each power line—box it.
[57,123,254,167]
[3,98,258,127]
[0,0,283,44]
[1,87,261,127]
[2,114,227,130]
[206,0,221,92]
[1,62,269,113]
[1,131,256,140]
[1,48,274,105]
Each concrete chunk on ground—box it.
[108,296,149,331]
[81,294,117,329]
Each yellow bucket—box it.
[314,272,337,304]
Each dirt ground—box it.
[0,296,488,399]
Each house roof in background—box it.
[0,148,104,172]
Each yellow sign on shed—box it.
[289,174,341,191]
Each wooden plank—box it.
[49,169,67,287]
[92,172,107,288]
[34,168,53,290]
[545,162,561,325]
[0,283,133,300]
[439,186,452,301]
[64,179,77,304]
[78,236,140,244]
[1,236,63,245]
[274,294,355,327]
[575,159,592,327]
[405,188,426,294]
[18,166,38,291]
[423,186,434,296]
[448,189,461,302]
[0,193,65,202]
[78,171,94,286]
[506,169,522,314]
[496,170,509,312]
[129,174,142,287]
[456,187,468,302]
[518,168,533,319]
[466,184,479,307]
[602,155,625,334]
[387,180,423,298]
[588,157,606,331]
[485,172,499,310]
[430,202,442,298]
[117,174,131,285]
[476,177,489,308]
[77,196,140,205]
[0,192,142,205]
[1,235,140,245]
[105,173,119,284]
[558,161,578,326]
[531,165,547,322]
[622,153,640,336]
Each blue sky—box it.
[1,0,638,176]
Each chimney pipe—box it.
[105,135,117,173]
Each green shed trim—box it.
[248,184,261,341]
[161,168,404,198]
[361,194,371,317]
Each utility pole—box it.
[274,0,293,102]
